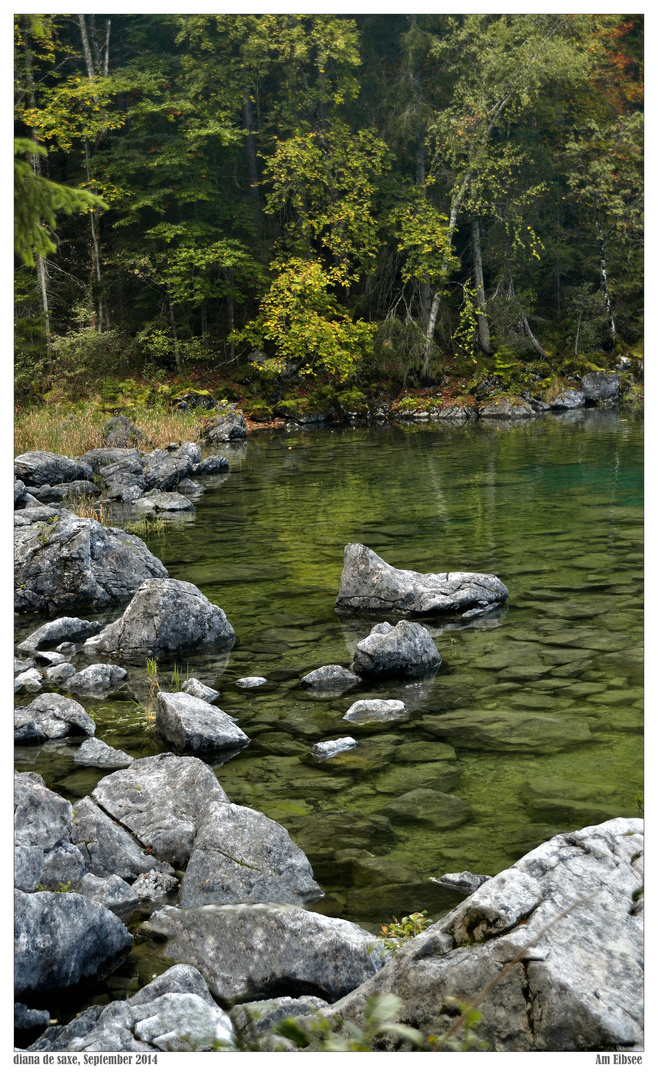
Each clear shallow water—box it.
[15,409,643,1015]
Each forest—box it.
[14,13,643,416]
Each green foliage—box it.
[377,910,432,953]
[235,259,375,381]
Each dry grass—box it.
[14,402,201,458]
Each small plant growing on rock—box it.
[377,910,431,953]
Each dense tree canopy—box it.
[14,13,643,392]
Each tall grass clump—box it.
[15,401,201,458]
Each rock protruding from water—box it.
[15,510,168,615]
[155,692,250,757]
[191,454,230,475]
[180,801,323,907]
[17,617,102,655]
[83,578,235,659]
[312,737,358,760]
[15,451,93,488]
[351,621,441,679]
[70,796,171,882]
[312,817,644,1053]
[15,889,132,995]
[551,389,586,410]
[92,753,229,867]
[15,693,95,740]
[301,665,362,691]
[64,663,128,697]
[140,903,387,1006]
[202,402,248,443]
[335,544,508,619]
[181,677,220,702]
[431,870,491,894]
[73,738,134,768]
[479,396,534,420]
[343,699,406,723]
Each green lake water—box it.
[15,408,643,1015]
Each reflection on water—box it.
[15,411,643,946]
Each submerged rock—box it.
[155,691,250,757]
[351,620,442,679]
[83,578,235,659]
[179,800,323,907]
[15,510,167,615]
[313,818,644,1053]
[141,903,387,1006]
[335,544,508,619]
[15,889,132,995]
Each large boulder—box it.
[83,578,235,659]
[551,389,586,410]
[73,738,134,768]
[351,620,442,679]
[92,754,229,867]
[581,371,621,402]
[191,454,230,476]
[155,692,249,757]
[179,801,323,907]
[142,443,200,491]
[15,509,167,615]
[479,397,534,420]
[14,772,86,892]
[15,889,132,995]
[102,415,144,448]
[313,818,644,1052]
[99,458,147,502]
[64,663,128,696]
[335,544,508,619]
[70,796,171,882]
[140,903,387,1006]
[15,451,93,488]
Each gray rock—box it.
[14,711,45,744]
[81,447,144,472]
[64,663,128,696]
[14,668,43,693]
[15,451,93,488]
[14,479,30,508]
[15,888,132,994]
[99,458,147,502]
[191,455,230,475]
[15,512,167,615]
[14,656,32,674]
[176,477,204,496]
[41,662,77,686]
[15,694,95,739]
[343,699,406,723]
[92,753,229,867]
[15,844,44,891]
[15,770,72,852]
[351,620,442,679]
[582,371,621,402]
[301,665,362,691]
[131,992,235,1052]
[15,1002,50,1034]
[420,709,592,754]
[235,676,267,688]
[155,691,250,757]
[17,617,103,654]
[34,649,70,665]
[431,871,492,894]
[181,677,220,702]
[39,842,87,889]
[27,1006,106,1051]
[479,397,534,420]
[311,737,358,760]
[33,480,101,503]
[131,867,179,900]
[142,443,200,491]
[71,796,168,881]
[203,403,248,443]
[75,872,140,911]
[336,544,508,618]
[141,903,387,1006]
[83,578,235,659]
[551,389,586,410]
[230,995,326,1040]
[73,738,134,768]
[437,404,478,423]
[131,964,216,1007]
[102,415,144,448]
[133,490,195,514]
[315,818,644,1053]
[180,801,323,908]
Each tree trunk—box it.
[471,218,493,354]
[508,271,548,359]
[22,18,52,370]
[166,291,181,371]
[594,196,617,345]
[79,16,107,329]
[422,171,472,373]
[242,91,261,227]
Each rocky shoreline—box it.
[14,407,644,1053]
